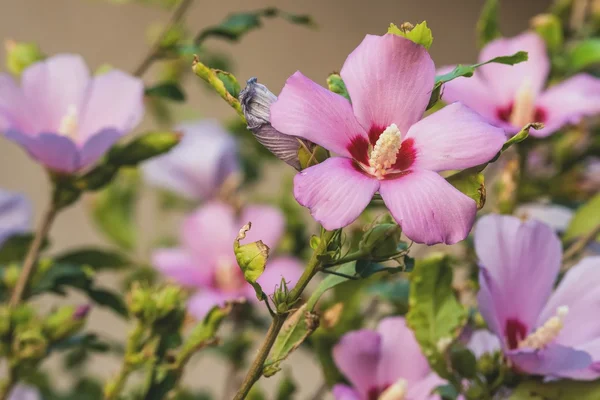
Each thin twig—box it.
[133,0,194,77]
[9,200,59,306]
[562,223,600,269]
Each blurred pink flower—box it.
[0,188,31,246]
[332,317,445,400]
[270,33,505,245]
[441,32,600,137]
[152,202,302,319]
[476,214,600,379]
[8,385,41,400]
[0,54,144,173]
[141,120,239,201]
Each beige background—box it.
[0,0,550,397]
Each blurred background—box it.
[0,0,551,396]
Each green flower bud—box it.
[13,326,47,361]
[154,285,184,320]
[127,283,156,322]
[272,278,291,314]
[5,40,44,76]
[2,264,21,288]
[359,222,403,259]
[108,131,182,167]
[43,305,89,342]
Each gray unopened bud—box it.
[239,77,314,170]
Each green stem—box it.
[233,229,336,399]
[104,322,145,400]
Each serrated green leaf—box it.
[234,223,269,300]
[564,193,600,242]
[90,169,139,250]
[406,255,467,379]
[510,379,600,399]
[428,51,528,109]
[447,172,486,210]
[145,82,186,102]
[567,39,600,72]
[476,0,501,48]
[54,248,130,270]
[388,21,433,49]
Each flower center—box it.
[510,79,536,128]
[518,306,569,350]
[214,257,245,292]
[378,379,408,400]
[368,123,402,179]
[58,104,79,140]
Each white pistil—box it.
[510,79,536,127]
[368,123,402,179]
[58,104,79,139]
[378,379,408,400]
[518,306,569,350]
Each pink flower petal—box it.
[270,71,366,157]
[78,70,144,141]
[508,344,591,378]
[467,330,502,359]
[0,74,36,133]
[21,54,90,133]
[376,317,431,387]
[5,130,80,173]
[478,32,550,106]
[152,248,213,288]
[239,205,285,249]
[535,74,600,137]
[293,157,379,230]
[543,257,600,348]
[256,257,303,296]
[333,329,381,397]
[406,373,445,400]
[341,34,435,137]
[181,202,237,262]
[474,215,561,349]
[0,189,31,246]
[332,385,361,400]
[379,169,476,245]
[187,290,235,320]
[437,65,500,123]
[80,128,122,168]
[406,102,506,171]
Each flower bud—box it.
[127,283,156,322]
[5,40,44,76]
[239,78,317,170]
[531,14,563,54]
[272,278,291,314]
[43,305,89,342]
[359,221,403,259]
[13,326,47,361]
[2,264,21,289]
[108,131,182,167]
[154,285,184,320]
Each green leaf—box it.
[327,73,350,101]
[108,131,181,167]
[54,248,130,270]
[194,8,314,45]
[90,169,139,251]
[215,70,241,98]
[447,172,486,210]
[406,254,467,379]
[307,262,358,310]
[145,82,186,102]
[263,303,320,377]
[449,345,477,379]
[510,379,600,399]
[567,39,600,72]
[564,193,600,242]
[532,14,563,54]
[355,260,403,278]
[0,234,48,264]
[275,371,297,400]
[388,21,433,49]
[428,51,528,109]
[87,288,128,317]
[476,0,500,48]
[233,223,269,300]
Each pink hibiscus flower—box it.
[152,202,302,319]
[270,33,506,245]
[441,32,600,137]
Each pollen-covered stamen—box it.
[378,379,408,400]
[518,306,569,350]
[510,78,536,127]
[58,104,79,139]
[368,123,402,178]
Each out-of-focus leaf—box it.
[510,379,600,399]
[194,8,314,45]
[407,255,467,379]
[54,248,130,270]
[108,132,181,167]
[90,169,139,251]
[145,82,186,102]
[531,14,563,54]
[564,193,600,242]
[476,0,500,48]
[567,39,600,72]
[275,371,297,400]
[388,21,433,49]
[428,51,528,109]
[448,172,486,210]
[0,234,47,264]
[263,303,319,377]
